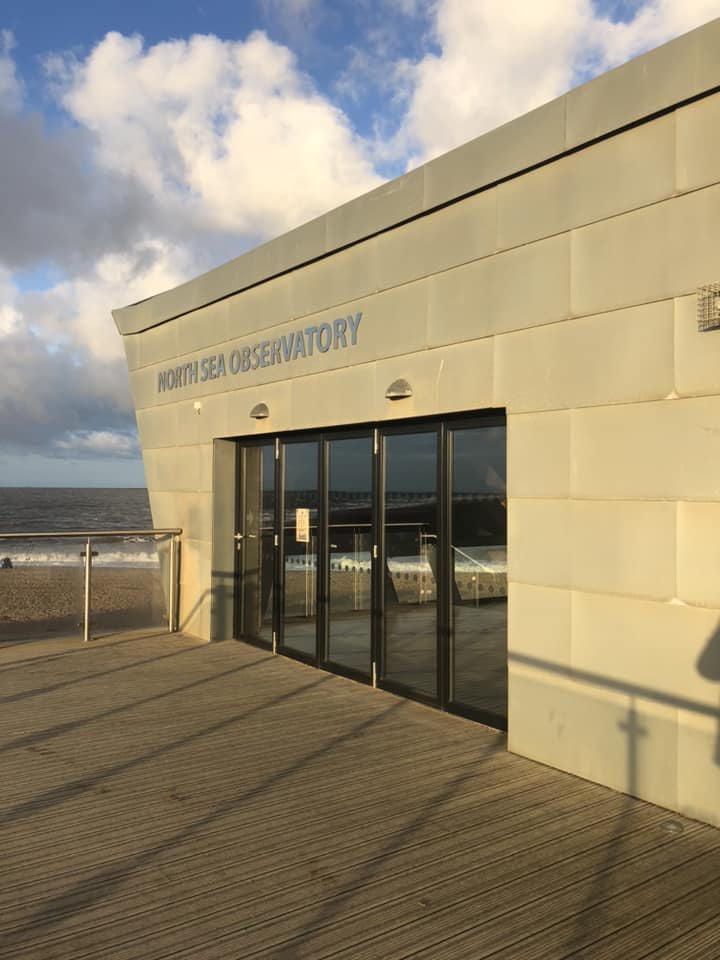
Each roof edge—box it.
[114,16,720,337]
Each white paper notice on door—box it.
[296,508,310,543]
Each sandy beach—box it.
[0,566,167,640]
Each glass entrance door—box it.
[233,413,507,728]
[382,429,439,700]
[281,440,320,660]
[448,423,507,724]
[236,443,276,647]
[325,434,373,677]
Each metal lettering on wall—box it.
[157,312,362,393]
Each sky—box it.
[1,0,719,487]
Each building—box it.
[114,19,720,828]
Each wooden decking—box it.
[1,632,718,959]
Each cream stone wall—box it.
[117,22,720,828]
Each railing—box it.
[0,529,181,643]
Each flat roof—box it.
[114,17,720,337]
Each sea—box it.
[0,488,156,568]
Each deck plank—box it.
[1,633,718,960]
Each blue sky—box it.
[0,0,718,487]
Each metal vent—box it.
[697,283,720,331]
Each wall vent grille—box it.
[697,283,720,331]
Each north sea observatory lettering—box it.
[157,312,362,393]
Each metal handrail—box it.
[0,528,182,642]
[0,529,181,539]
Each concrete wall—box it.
[117,25,720,827]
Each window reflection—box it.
[282,441,319,659]
[383,431,438,698]
[327,436,373,675]
[237,444,275,645]
[450,426,507,722]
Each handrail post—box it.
[83,536,92,643]
[168,534,177,633]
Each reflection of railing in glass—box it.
[452,543,507,604]
[0,528,182,642]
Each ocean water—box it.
[0,488,157,568]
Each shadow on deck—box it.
[1,633,718,959]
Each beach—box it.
[0,566,167,640]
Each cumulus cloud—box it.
[0,30,22,107]
[50,30,382,239]
[0,28,383,460]
[394,0,720,164]
[1,4,718,470]
[53,430,140,458]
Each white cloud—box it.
[25,241,194,363]
[50,30,382,240]
[53,430,139,457]
[2,5,719,468]
[0,30,22,108]
[394,0,720,165]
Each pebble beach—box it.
[0,566,167,640]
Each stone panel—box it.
[565,18,720,148]
[506,411,571,499]
[508,498,571,589]
[436,338,494,414]
[226,378,294,439]
[677,708,720,826]
[175,393,230,447]
[571,591,720,711]
[428,233,571,347]
[508,664,679,810]
[571,185,720,318]
[498,115,675,249]
[326,169,425,249]
[507,582,571,667]
[571,397,720,501]
[375,350,446,423]
[135,405,178,450]
[677,501,720,608]
[179,537,212,640]
[290,239,378,320]
[123,333,142,372]
[377,190,496,291]
[147,444,206,493]
[291,363,378,431]
[677,92,720,193]
[509,498,675,599]
[175,299,230,357]
[570,500,676,600]
[495,301,674,413]
[139,320,179,368]
[225,274,293,341]
[423,96,567,209]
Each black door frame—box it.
[233,410,507,728]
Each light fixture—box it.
[385,378,413,400]
[193,400,202,415]
[250,402,270,419]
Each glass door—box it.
[381,428,439,701]
[236,443,276,647]
[281,440,320,660]
[448,422,507,725]
[325,434,373,677]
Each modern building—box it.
[114,19,720,828]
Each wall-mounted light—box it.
[250,402,270,419]
[193,400,202,415]
[385,378,413,400]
